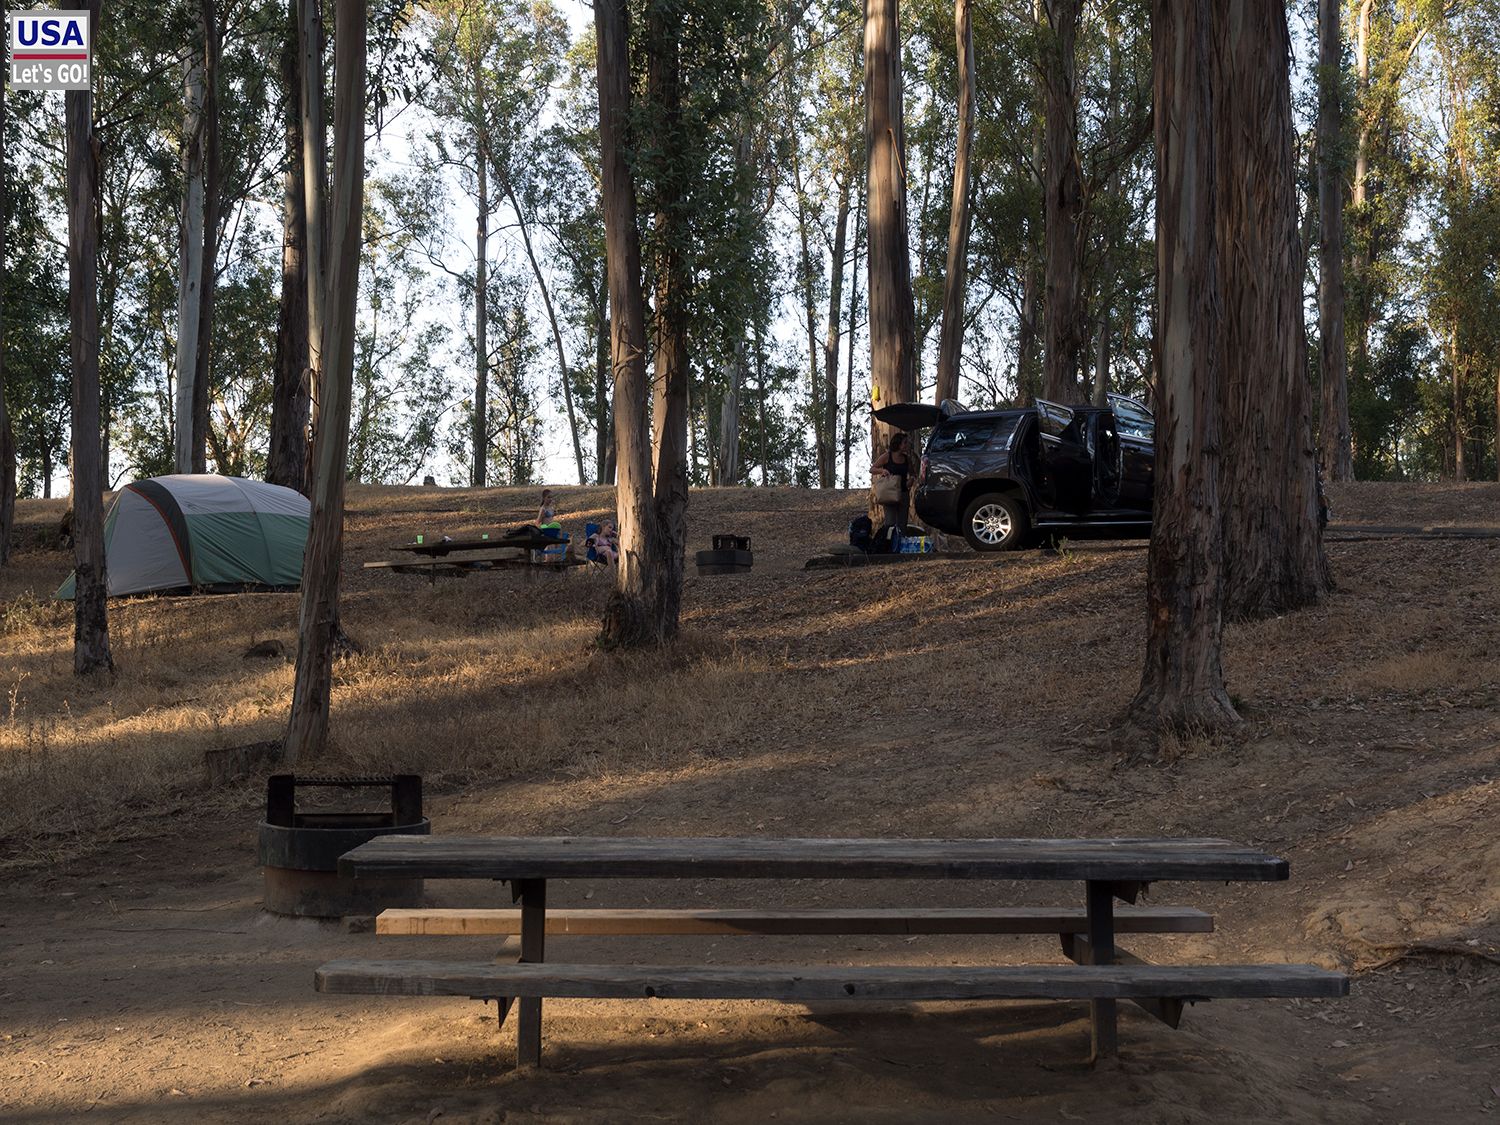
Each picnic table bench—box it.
[315,836,1348,1070]
[363,530,583,582]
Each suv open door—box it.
[1034,400,1092,512]
[1106,393,1155,510]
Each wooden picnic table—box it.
[318,835,1344,1070]
[393,531,563,557]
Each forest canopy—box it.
[1,0,1497,499]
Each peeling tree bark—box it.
[1215,0,1332,622]
[864,0,916,452]
[822,175,850,483]
[644,0,690,638]
[595,0,665,647]
[66,0,112,677]
[174,16,206,474]
[269,0,310,493]
[934,0,974,407]
[1128,0,1235,735]
[1316,0,1352,480]
[299,0,328,493]
[472,102,489,488]
[284,0,366,764]
[1041,0,1086,404]
[190,0,220,475]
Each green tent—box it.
[57,474,310,599]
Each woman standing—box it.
[871,432,916,533]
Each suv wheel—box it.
[962,493,1028,552]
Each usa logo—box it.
[8,9,92,91]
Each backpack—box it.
[848,514,873,553]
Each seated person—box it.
[588,520,619,565]
[537,488,560,528]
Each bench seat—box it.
[315,959,1349,1002]
[374,905,1215,937]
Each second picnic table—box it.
[316,835,1348,1069]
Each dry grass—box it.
[4,479,1500,1122]
[1,478,1497,876]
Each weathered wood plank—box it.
[515,879,545,1069]
[375,906,1216,937]
[1062,934,1185,1029]
[314,960,1351,1001]
[338,836,1290,883]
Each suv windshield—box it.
[927,417,1017,453]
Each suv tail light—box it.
[919,456,928,484]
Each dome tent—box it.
[57,474,310,599]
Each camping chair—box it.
[534,523,569,564]
[584,522,602,564]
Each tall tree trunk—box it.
[792,153,824,483]
[0,77,14,565]
[1128,0,1234,733]
[1041,0,1086,404]
[299,0,328,492]
[1452,336,1466,481]
[1216,0,1332,622]
[174,18,206,474]
[1317,0,1352,481]
[596,0,662,647]
[269,0,310,492]
[719,342,742,485]
[756,322,769,485]
[934,0,974,406]
[66,0,112,676]
[595,288,612,483]
[502,179,586,485]
[1347,0,1373,405]
[844,182,864,487]
[1015,0,1045,404]
[822,178,850,483]
[865,0,917,453]
[284,0,366,765]
[191,0,220,475]
[646,1,689,637]
[1092,305,1110,406]
[473,125,489,487]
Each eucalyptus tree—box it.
[595,0,765,645]
[932,0,973,405]
[865,0,917,451]
[1215,0,1332,620]
[1316,0,1351,480]
[347,178,451,483]
[1128,0,1235,733]
[67,0,114,676]
[284,0,368,765]
[418,0,565,487]
[541,35,613,483]
[268,0,310,491]
[1426,6,1500,481]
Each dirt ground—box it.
[2,480,1499,1123]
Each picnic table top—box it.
[394,531,566,556]
[338,835,1290,883]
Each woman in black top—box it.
[871,431,916,532]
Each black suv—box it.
[874,394,1156,551]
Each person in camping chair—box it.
[589,520,619,565]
